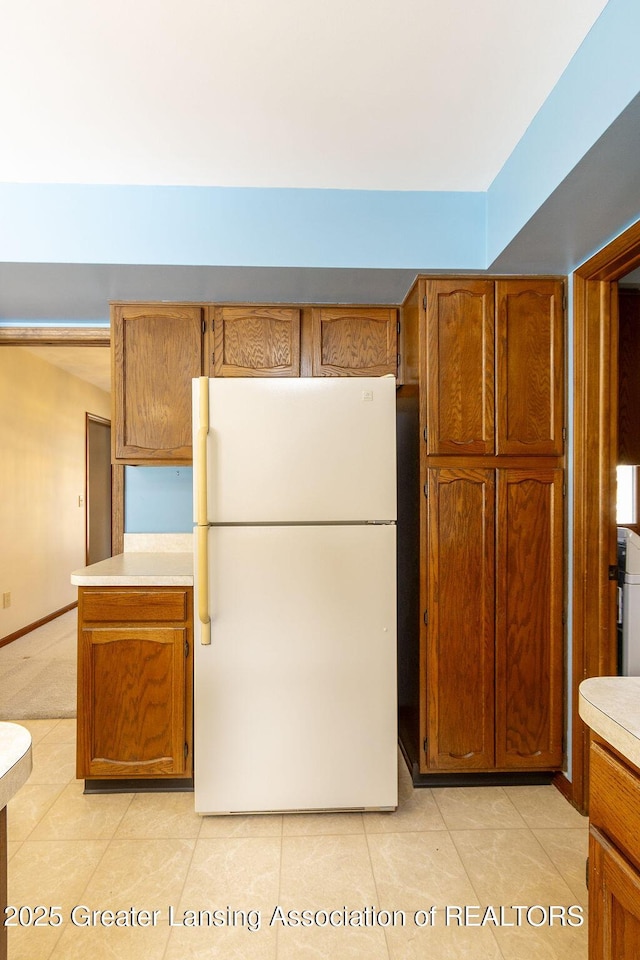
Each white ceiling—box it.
[0,0,609,192]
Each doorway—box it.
[86,414,112,564]
[571,218,640,812]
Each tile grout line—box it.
[8,729,72,843]
[529,826,590,905]
[362,818,393,960]
[273,812,284,960]
[157,827,201,960]
[40,752,135,958]
[444,826,508,960]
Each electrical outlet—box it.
[2,592,10,608]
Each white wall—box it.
[0,347,110,639]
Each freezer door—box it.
[193,377,396,523]
[194,523,397,814]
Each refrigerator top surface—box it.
[193,376,397,524]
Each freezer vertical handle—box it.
[197,376,210,528]
[197,526,211,645]
[197,377,211,645]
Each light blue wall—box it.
[0,184,486,271]
[487,0,640,266]
[1,4,639,280]
[124,467,193,533]
[2,0,640,278]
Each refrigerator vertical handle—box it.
[197,376,210,528]
[197,526,211,645]
[197,377,211,645]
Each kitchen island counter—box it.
[0,722,32,815]
[71,551,193,586]
[579,675,640,767]
[579,676,640,955]
[1,722,32,960]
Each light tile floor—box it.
[6,718,589,960]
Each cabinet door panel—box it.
[211,306,300,377]
[78,626,187,777]
[311,307,397,376]
[425,468,495,770]
[495,468,564,769]
[112,304,203,462]
[590,828,640,960]
[425,280,494,455]
[496,280,564,455]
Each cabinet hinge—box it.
[562,293,567,312]
[211,351,215,366]
[423,427,428,443]
[423,483,429,498]
[562,426,566,443]
[423,737,428,755]
[202,319,206,334]
[397,353,401,368]
[562,483,566,497]
[185,639,190,658]
[423,609,428,626]
[423,295,428,310]
[396,320,401,335]
[184,742,189,759]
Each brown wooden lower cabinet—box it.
[425,467,496,770]
[588,739,640,959]
[418,465,564,775]
[76,586,193,780]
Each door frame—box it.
[571,218,640,812]
[0,326,124,553]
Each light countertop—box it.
[0,722,32,809]
[579,676,640,769]
[70,552,193,586]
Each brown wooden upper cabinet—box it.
[209,305,301,377]
[496,280,564,456]
[425,279,495,456]
[311,307,398,376]
[424,279,564,456]
[112,303,204,464]
[112,301,400,464]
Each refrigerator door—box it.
[193,376,396,523]
[194,523,397,814]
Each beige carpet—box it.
[0,609,76,720]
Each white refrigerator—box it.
[192,376,397,815]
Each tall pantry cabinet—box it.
[398,277,565,782]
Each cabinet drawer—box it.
[590,740,640,872]
[81,589,189,623]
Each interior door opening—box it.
[571,219,640,814]
[86,413,112,564]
